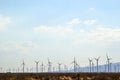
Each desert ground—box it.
[0,72,120,80]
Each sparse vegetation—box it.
[0,73,120,80]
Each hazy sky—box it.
[0,0,120,70]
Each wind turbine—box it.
[48,58,52,72]
[110,62,112,72]
[94,57,100,72]
[88,58,92,73]
[117,63,120,72]
[41,62,44,72]
[30,67,33,72]
[71,57,77,72]
[17,68,19,73]
[114,64,117,73]
[26,68,29,72]
[104,61,107,72]
[35,61,39,73]
[64,65,68,72]
[58,63,62,72]
[8,68,11,73]
[22,60,25,73]
[92,61,94,72]
[76,63,80,72]
[106,54,112,72]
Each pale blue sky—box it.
[0,0,120,70]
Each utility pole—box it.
[35,61,39,73]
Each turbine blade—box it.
[106,53,109,59]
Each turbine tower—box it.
[71,57,77,72]
[76,63,80,72]
[117,63,120,72]
[26,68,29,72]
[92,61,94,72]
[88,58,92,73]
[17,68,19,73]
[58,63,62,72]
[114,64,117,73]
[94,57,100,72]
[35,61,39,73]
[106,54,112,72]
[41,62,44,72]
[30,67,33,72]
[48,58,52,72]
[22,60,25,73]
[64,65,68,72]
[105,61,107,72]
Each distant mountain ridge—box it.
[69,62,120,73]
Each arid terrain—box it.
[0,73,120,80]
